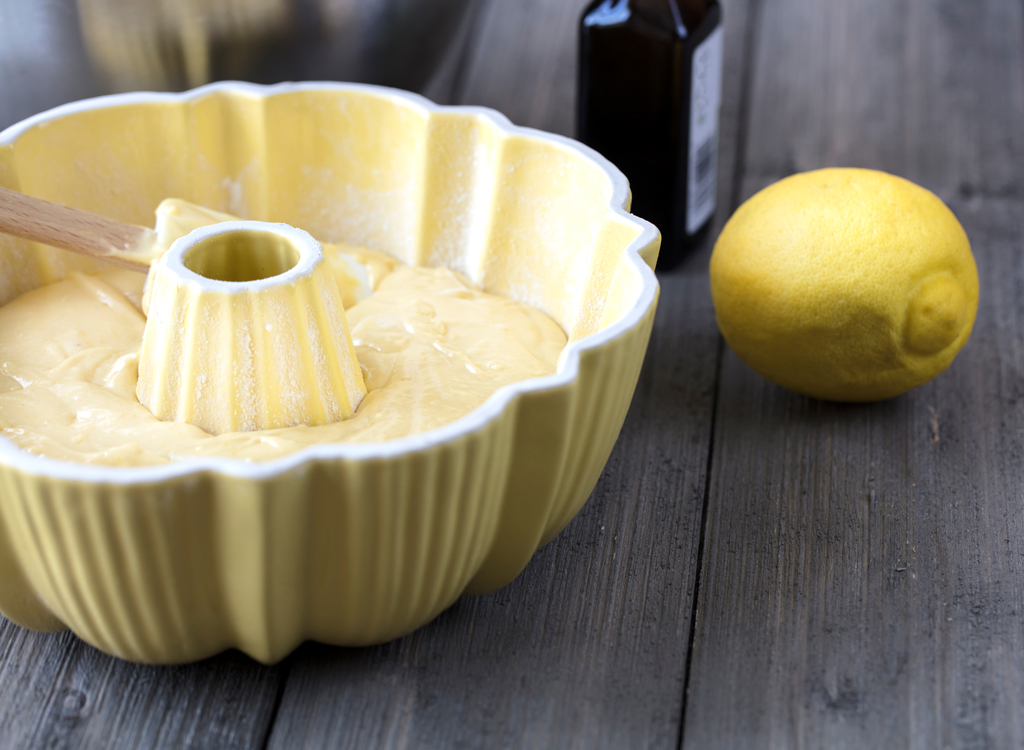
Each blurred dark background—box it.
[0,0,483,131]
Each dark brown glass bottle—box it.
[578,0,722,271]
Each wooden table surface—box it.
[2,0,1023,747]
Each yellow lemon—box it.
[709,168,979,402]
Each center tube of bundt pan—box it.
[136,221,367,435]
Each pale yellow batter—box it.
[0,248,566,466]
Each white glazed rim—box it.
[0,81,661,485]
[162,221,324,293]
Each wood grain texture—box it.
[455,0,589,136]
[266,275,720,750]
[419,0,485,106]
[0,185,153,271]
[683,0,1024,747]
[0,619,283,749]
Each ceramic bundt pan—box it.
[0,82,660,664]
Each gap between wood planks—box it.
[676,0,764,747]
[682,0,1024,747]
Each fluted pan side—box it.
[0,410,512,663]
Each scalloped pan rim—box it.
[0,80,661,484]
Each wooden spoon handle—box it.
[0,185,156,272]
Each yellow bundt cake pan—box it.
[0,82,660,664]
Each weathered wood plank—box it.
[266,274,720,750]
[683,0,1024,747]
[419,0,486,106]
[454,0,586,137]
[0,619,283,749]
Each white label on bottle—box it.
[686,25,724,235]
